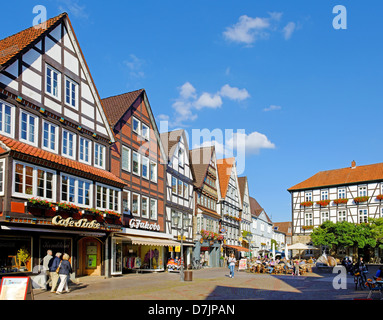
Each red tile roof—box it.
[0,13,66,67]
[288,161,383,191]
[0,134,125,187]
[216,158,235,198]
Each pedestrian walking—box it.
[42,250,53,290]
[49,252,62,293]
[56,253,72,294]
[228,253,236,278]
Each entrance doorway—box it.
[78,237,102,276]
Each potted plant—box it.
[334,198,348,205]
[17,248,30,272]
[354,196,370,204]
[300,201,314,207]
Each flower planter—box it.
[354,196,370,204]
[333,198,348,205]
[300,201,313,207]
[302,225,314,230]
[316,200,331,207]
[376,195,383,201]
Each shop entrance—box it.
[78,237,102,276]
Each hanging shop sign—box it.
[52,215,101,229]
[128,219,160,231]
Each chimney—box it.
[351,160,356,169]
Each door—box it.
[78,237,102,276]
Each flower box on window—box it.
[56,202,80,214]
[82,208,103,217]
[27,198,54,210]
[376,195,383,201]
[333,198,348,205]
[300,201,314,207]
[354,196,370,204]
[104,210,120,219]
[302,225,314,230]
[316,199,331,207]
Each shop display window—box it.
[121,244,164,272]
[0,237,32,273]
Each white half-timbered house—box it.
[238,176,252,253]
[160,129,194,267]
[288,160,383,259]
[0,13,125,278]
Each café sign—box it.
[52,215,101,229]
[129,218,160,231]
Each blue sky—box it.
[2,1,383,222]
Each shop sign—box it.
[52,215,101,229]
[128,218,160,231]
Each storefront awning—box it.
[117,235,180,247]
[225,245,250,252]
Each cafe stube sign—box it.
[129,218,160,231]
[52,215,101,229]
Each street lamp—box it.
[172,212,190,281]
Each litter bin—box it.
[184,270,193,281]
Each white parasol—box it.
[287,243,319,260]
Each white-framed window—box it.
[132,117,140,135]
[142,196,149,218]
[321,190,328,200]
[141,123,149,140]
[0,159,4,195]
[62,129,76,159]
[338,210,347,222]
[338,188,346,199]
[183,182,188,199]
[94,143,106,169]
[132,193,140,216]
[0,100,15,137]
[150,161,157,183]
[42,120,58,153]
[19,110,38,146]
[305,192,312,202]
[321,212,329,223]
[79,136,92,164]
[13,161,56,201]
[96,183,120,213]
[178,180,183,196]
[305,212,313,226]
[150,199,157,220]
[172,176,177,194]
[122,190,130,214]
[142,156,149,179]
[61,173,92,207]
[65,76,78,109]
[358,186,367,197]
[178,148,184,167]
[358,208,368,223]
[46,64,61,99]
[121,146,131,172]
[132,151,141,176]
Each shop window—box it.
[0,236,32,273]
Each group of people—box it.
[42,250,73,294]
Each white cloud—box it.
[57,0,88,19]
[220,84,250,101]
[179,82,196,99]
[283,22,296,40]
[228,131,276,155]
[263,105,282,112]
[123,54,145,78]
[223,13,282,45]
[195,92,223,110]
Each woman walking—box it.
[228,253,236,278]
[56,253,72,294]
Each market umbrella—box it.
[272,243,276,261]
[285,243,289,260]
[287,243,319,260]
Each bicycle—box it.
[354,271,366,290]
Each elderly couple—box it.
[42,250,73,294]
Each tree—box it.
[310,221,337,253]
[369,218,383,249]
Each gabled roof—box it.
[216,158,235,198]
[0,134,125,187]
[249,196,272,223]
[288,161,383,192]
[160,129,184,161]
[238,176,248,203]
[273,222,292,236]
[189,146,214,188]
[101,89,144,127]
[0,13,66,68]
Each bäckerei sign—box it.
[52,215,101,229]
[129,218,160,231]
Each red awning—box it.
[225,245,250,252]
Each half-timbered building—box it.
[238,176,252,254]
[160,129,194,268]
[0,13,126,278]
[102,89,177,274]
[189,146,222,267]
[216,158,244,257]
[288,160,383,259]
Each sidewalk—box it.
[32,266,380,300]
